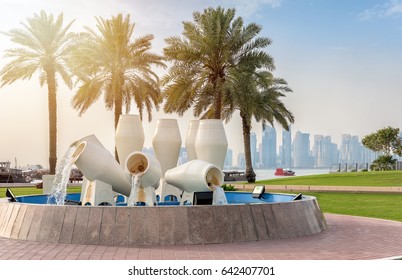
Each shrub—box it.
[222,184,237,191]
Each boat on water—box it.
[223,171,247,182]
[0,161,26,183]
[274,168,295,176]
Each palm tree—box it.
[223,69,294,182]
[0,10,76,174]
[162,6,273,119]
[68,14,165,161]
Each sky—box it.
[0,0,402,168]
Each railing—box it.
[329,163,370,173]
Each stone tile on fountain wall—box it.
[47,206,66,243]
[281,202,302,237]
[212,205,232,243]
[18,204,35,240]
[261,203,279,239]
[173,206,190,245]
[0,204,12,236]
[59,206,78,244]
[86,207,103,245]
[270,203,289,239]
[202,206,220,244]
[0,204,13,236]
[300,200,315,235]
[4,204,19,238]
[288,201,307,237]
[129,207,160,246]
[99,207,116,246]
[250,204,269,240]
[26,205,45,241]
[304,200,321,234]
[71,207,90,245]
[187,206,217,244]
[10,203,27,239]
[37,205,56,242]
[0,204,8,234]
[114,207,130,246]
[278,203,298,238]
[158,207,175,245]
[227,205,246,242]
[293,201,311,236]
[239,204,257,242]
[312,199,328,231]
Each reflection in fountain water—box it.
[127,174,141,206]
[47,146,75,205]
[212,185,228,205]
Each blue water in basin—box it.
[14,191,300,206]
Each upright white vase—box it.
[165,159,223,193]
[185,120,200,161]
[152,119,182,201]
[194,119,228,170]
[115,114,145,165]
[152,119,182,175]
[72,140,131,196]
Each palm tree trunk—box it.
[241,112,256,183]
[46,69,57,174]
[114,90,123,163]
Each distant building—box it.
[237,152,245,168]
[281,126,292,168]
[340,134,361,164]
[312,135,338,168]
[293,131,310,168]
[224,148,233,169]
[262,124,277,168]
[250,132,258,167]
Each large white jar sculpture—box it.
[115,114,145,165]
[184,120,199,161]
[152,119,182,201]
[194,119,228,170]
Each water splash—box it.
[127,174,141,206]
[212,185,228,205]
[47,146,75,205]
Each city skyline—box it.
[1,1,402,168]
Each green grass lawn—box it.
[0,186,82,198]
[301,192,402,222]
[258,170,402,187]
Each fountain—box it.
[0,115,327,246]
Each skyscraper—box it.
[293,131,310,168]
[250,132,258,167]
[312,135,338,168]
[281,126,292,168]
[224,148,233,169]
[262,124,277,168]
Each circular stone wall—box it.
[0,196,327,246]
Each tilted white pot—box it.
[72,139,131,196]
[125,151,162,189]
[165,159,223,193]
[194,119,228,170]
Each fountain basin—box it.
[0,192,327,246]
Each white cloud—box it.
[359,0,402,20]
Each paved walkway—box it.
[0,214,401,260]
